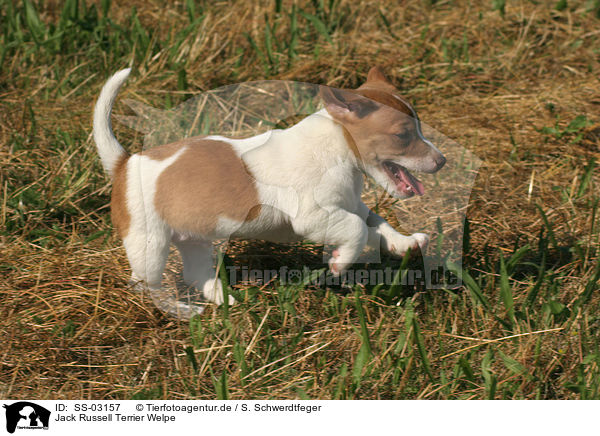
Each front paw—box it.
[202,278,235,305]
[411,233,429,253]
[328,250,343,276]
[385,233,429,257]
[328,248,354,275]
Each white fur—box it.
[93,68,131,178]
[94,70,432,317]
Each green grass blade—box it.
[481,348,497,399]
[499,255,515,326]
[352,342,371,385]
[352,290,373,385]
[300,11,333,43]
[334,363,348,399]
[264,17,275,68]
[387,247,412,303]
[463,217,471,257]
[525,249,546,308]
[288,5,299,61]
[535,204,558,249]
[244,32,269,73]
[214,371,229,400]
[354,291,372,355]
[184,346,198,372]
[498,350,527,377]
[377,8,397,39]
[23,0,46,45]
[233,342,249,380]
[185,0,196,22]
[577,158,596,198]
[446,260,491,311]
[506,244,531,274]
[412,309,434,383]
[458,356,475,382]
[573,261,600,312]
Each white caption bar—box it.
[0,400,597,435]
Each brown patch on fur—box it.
[154,139,262,235]
[111,155,131,239]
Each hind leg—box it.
[174,239,234,305]
[123,225,170,292]
[120,206,195,317]
[124,229,209,319]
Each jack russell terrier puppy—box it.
[93,66,446,312]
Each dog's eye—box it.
[394,131,411,141]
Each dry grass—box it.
[1,0,599,399]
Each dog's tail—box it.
[93,68,131,179]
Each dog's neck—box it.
[231,107,364,192]
[288,108,361,167]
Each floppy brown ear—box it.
[320,86,378,121]
[367,66,391,84]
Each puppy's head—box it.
[320,66,446,199]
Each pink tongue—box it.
[399,168,425,196]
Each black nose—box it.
[435,154,446,171]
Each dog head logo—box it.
[3,402,50,434]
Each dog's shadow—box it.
[160,239,429,315]
[162,240,326,290]
[156,240,326,319]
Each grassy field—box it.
[1,0,599,400]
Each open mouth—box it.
[381,161,425,196]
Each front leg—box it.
[358,202,429,257]
[293,208,368,275]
